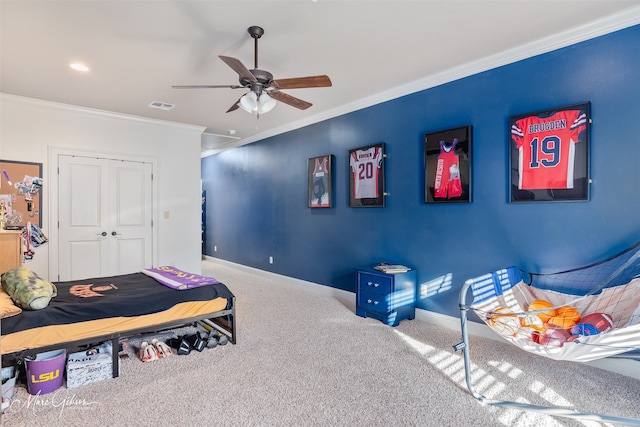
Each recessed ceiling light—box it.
[70,63,89,72]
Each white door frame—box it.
[48,146,158,281]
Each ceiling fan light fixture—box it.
[258,93,276,113]
[238,91,277,115]
[240,91,258,111]
[237,102,254,113]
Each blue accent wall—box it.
[202,25,640,318]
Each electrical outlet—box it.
[269,256,273,264]
[214,246,217,252]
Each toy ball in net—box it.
[520,313,546,331]
[570,323,601,336]
[527,299,556,322]
[546,315,577,331]
[556,306,581,323]
[581,313,614,333]
[488,308,520,337]
[514,326,536,341]
[537,327,570,347]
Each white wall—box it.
[0,94,205,279]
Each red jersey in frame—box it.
[511,108,587,190]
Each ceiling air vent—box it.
[148,101,175,111]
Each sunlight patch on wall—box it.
[419,272,453,300]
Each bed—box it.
[1,267,237,378]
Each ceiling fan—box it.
[172,26,332,114]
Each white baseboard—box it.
[204,256,640,380]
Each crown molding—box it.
[214,6,640,153]
[0,93,206,133]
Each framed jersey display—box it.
[349,143,385,207]
[509,102,590,203]
[424,126,472,204]
[308,154,334,208]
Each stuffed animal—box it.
[1,267,57,310]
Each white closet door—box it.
[109,160,153,275]
[58,155,153,281]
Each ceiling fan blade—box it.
[269,91,312,110]
[172,84,244,89]
[219,55,257,83]
[226,97,242,113]
[272,75,332,90]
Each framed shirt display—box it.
[308,154,333,208]
[349,143,385,207]
[509,102,590,202]
[424,126,472,204]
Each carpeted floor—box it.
[2,259,639,426]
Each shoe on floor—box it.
[184,333,206,352]
[138,341,159,362]
[152,338,172,358]
[167,337,191,355]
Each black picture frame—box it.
[509,102,590,203]
[308,154,334,208]
[348,143,385,207]
[424,126,472,204]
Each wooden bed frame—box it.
[1,296,236,378]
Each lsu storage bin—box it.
[25,349,66,395]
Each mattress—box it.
[1,272,234,355]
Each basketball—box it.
[546,306,581,331]
[557,306,581,323]
[546,315,577,331]
[537,327,570,347]
[488,308,520,337]
[581,313,614,333]
[527,299,556,322]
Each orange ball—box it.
[527,299,556,322]
[557,306,581,324]
[546,315,577,331]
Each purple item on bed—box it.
[142,266,220,290]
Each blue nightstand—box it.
[355,267,416,326]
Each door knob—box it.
[97,231,107,236]
[111,231,122,236]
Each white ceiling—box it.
[2,1,640,155]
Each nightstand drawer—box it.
[357,291,389,313]
[357,273,392,295]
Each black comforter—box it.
[2,272,234,334]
